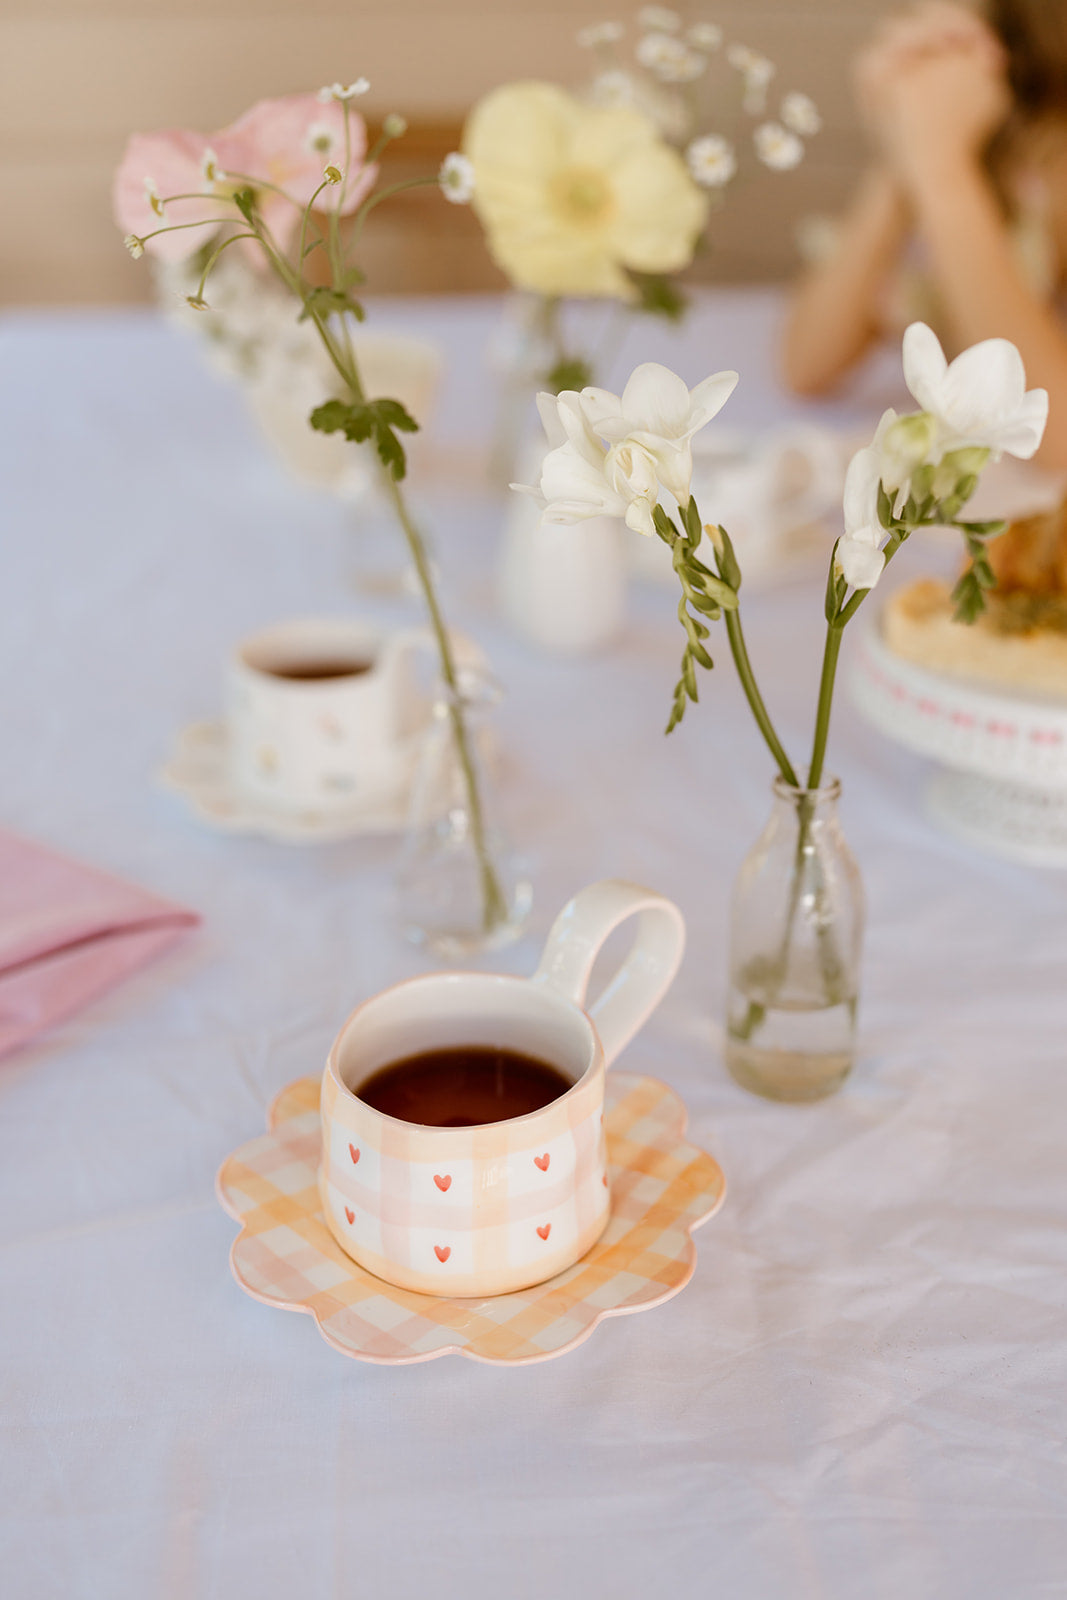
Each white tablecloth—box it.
[2,292,1065,1599]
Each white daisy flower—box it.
[589,69,638,108]
[305,121,339,157]
[124,234,145,259]
[317,79,370,103]
[638,6,682,30]
[439,151,475,204]
[726,44,776,112]
[200,147,225,185]
[686,134,737,188]
[780,91,821,137]
[577,21,625,48]
[687,23,723,51]
[323,165,343,185]
[636,31,705,82]
[754,121,804,171]
[144,176,165,218]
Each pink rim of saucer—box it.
[216,1071,726,1366]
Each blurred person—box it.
[782,0,1067,468]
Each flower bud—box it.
[879,411,937,490]
[383,113,408,138]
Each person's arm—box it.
[781,167,910,396]
[875,36,1067,467]
[907,154,1067,468]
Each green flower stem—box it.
[722,607,800,789]
[807,528,908,788]
[805,625,843,794]
[242,205,507,935]
[381,473,508,931]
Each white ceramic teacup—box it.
[226,618,429,815]
[319,879,686,1297]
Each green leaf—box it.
[309,399,366,438]
[632,272,688,323]
[371,397,419,433]
[298,285,365,323]
[308,396,419,479]
[233,188,257,225]
[951,569,988,624]
[544,356,594,395]
[653,504,678,544]
[715,525,742,591]
[877,483,894,530]
[683,495,702,542]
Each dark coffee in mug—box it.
[356,1045,573,1127]
[266,658,374,681]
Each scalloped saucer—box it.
[216,1071,726,1366]
[158,721,424,842]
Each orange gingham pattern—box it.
[216,1072,726,1366]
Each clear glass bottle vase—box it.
[395,669,532,960]
[724,774,864,1102]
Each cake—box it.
[882,502,1067,701]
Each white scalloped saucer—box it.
[159,720,424,842]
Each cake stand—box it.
[850,621,1067,867]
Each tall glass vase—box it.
[724,775,864,1102]
[395,670,532,960]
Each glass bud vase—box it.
[724,775,864,1102]
[395,670,532,960]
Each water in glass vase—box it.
[723,774,863,1103]
[724,987,857,1102]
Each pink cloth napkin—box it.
[0,829,200,1061]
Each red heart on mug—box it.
[348,1144,360,1165]
[434,1174,452,1192]
[434,1245,451,1263]
[536,1223,551,1241]
[534,1153,550,1172]
[344,1206,355,1225]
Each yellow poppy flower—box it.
[462,81,709,300]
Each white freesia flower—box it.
[439,151,475,203]
[583,362,739,501]
[515,363,739,535]
[754,121,804,171]
[780,92,821,137]
[688,23,723,50]
[835,445,886,590]
[638,6,682,31]
[686,135,737,188]
[577,21,625,48]
[901,321,1048,460]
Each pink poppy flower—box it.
[113,130,232,262]
[216,94,378,242]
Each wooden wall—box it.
[1,0,898,304]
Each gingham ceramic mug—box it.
[319,879,686,1296]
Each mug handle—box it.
[531,879,686,1067]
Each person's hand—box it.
[855,2,1009,186]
